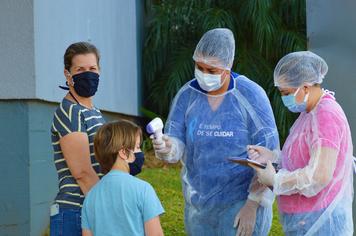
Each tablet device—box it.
[228,158,266,169]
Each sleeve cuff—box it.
[248,192,262,204]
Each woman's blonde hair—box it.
[94,120,142,174]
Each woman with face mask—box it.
[50,42,144,236]
[248,51,354,235]
[151,28,280,236]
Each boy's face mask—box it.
[129,152,145,176]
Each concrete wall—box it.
[33,0,140,115]
[28,101,58,236]
[307,0,356,152]
[307,0,356,234]
[0,0,142,235]
[0,0,140,115]
[0,1,36,99]
[0,101,31,235]
[0,100,139,235]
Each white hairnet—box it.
[193,28,235,70]
[274,51,328,88]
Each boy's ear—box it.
[118,149,127,160]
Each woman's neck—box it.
[66,89,93,109]
[306,87,323,112]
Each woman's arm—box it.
[60,132,99,195]
[274,147,338,197]
[144,216,164,236]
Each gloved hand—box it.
[233,200,258,236]
[250,161,276,187]
[247,175,265,203]
[150,134,172,159]
[247,145,277,164]
[248,176,276,208]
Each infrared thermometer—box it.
[146,118,165,149]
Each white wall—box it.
[307,0,356,232]
[0,0,36,99]
[307,0,356,153]
[0,0,140,115]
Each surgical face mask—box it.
[281,87,309,113]
[129,152,145,176]
[195,68,225,92]
[71,71,100,97]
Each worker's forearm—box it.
[245,199,259,209]
[76,171,100,195]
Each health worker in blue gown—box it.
[152,28,279,236]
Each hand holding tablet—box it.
[228,158,279,171]
[229,158,266,169]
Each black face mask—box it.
[129,152,145,176]
[71,71,99,97]
[59,71,100,97]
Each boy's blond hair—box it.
[94,120,142,174]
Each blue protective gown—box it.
[165,72,279,235]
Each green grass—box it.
[270,199,284,236]
[138,167,186,236]
[138,167,284,236]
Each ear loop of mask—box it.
[59,70,73,90]
[293,87,301,96]
[294,87,309,104]
[212,70,228,88]
[66,70,74,86]
[220,71,228,85]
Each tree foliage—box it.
[143,0,306,143]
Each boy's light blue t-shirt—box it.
[82,170,165,236]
